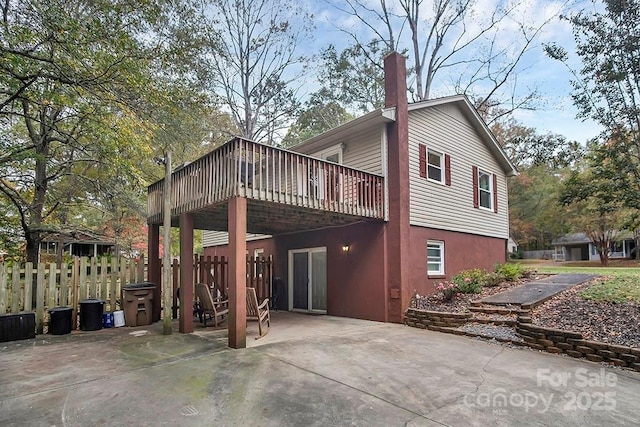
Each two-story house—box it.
[146,52,517,348]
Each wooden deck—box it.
[147,138,385,233]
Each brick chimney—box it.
[383,52,411,323]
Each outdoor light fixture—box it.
[342,244,350,253]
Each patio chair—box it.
[246,287,270,339]
[195,283,229,327]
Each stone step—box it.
[471,316,517,327]
[468,306,520,315]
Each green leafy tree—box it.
[0,0,214,263]
[559,151,627,266]
[313,42,388,114]
[490,117,582,251]
[545,0,640,252]
[509,165,573,251]
[282,92,354,146]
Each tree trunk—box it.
[25,230,40,264]
[597,244,609,266]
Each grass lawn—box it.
[518,260,640,303]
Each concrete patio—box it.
[1,312,639,426]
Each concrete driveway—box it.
[1,312,639,426]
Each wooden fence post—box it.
[119,256,126,289]
[24,262,33,312]
[11,263,20,313]
[110,257,118,311]
[79,257,88,302]
[48,262,57,312]
[0,263,6,314]
[90,257,98,299]
[137,255,145,283]
[59,263,68,307]
[129,258,136,283]
[100,257,108,303]
[36,263,45,334]
[72,257,80,330]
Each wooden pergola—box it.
[147,137,385,348]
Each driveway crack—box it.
[264,352,452,426]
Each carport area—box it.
[1,313,639,426]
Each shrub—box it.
[451,269,484,294]
[434,281,459,301]
[494,262,525,282]
[482,272,504,287]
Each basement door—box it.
[288,247,327,313]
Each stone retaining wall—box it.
[404,307,640,372]
[516,322,640,371]
[404,308,471,329]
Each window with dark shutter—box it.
[472,166,479,208]
[419,144,427,178]
[493,174,498,213]
[445,154,451,186]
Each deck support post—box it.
[179,213,194,333]
[148,224,161,322]
[228,197,247,349]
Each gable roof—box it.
[408,95,518,177]
[552,231,636,246]
[41,230,116,245]
[551,232,593,245]
[290,95,518,177]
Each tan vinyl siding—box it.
[408,105,509,239]
[301,126,383,174]
[342,127,383,174]
[202,230,271,248]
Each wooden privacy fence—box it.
[0,254,273,333]
[191,254,273,303]
[0,256,147,334]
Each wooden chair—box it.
[195,283,229,327]
[246,287,270,339]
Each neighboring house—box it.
[40,231,118,263]
[146,52,517,345]
[551,232,637,262]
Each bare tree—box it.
[327,0,567,123]
[205,0,312,144]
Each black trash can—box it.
[122,283,155,327]
[49,307,73,335]
[79,299,105,331]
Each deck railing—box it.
[148,138,385,223]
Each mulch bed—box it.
[532,282,640,349]
[411,273,640,350]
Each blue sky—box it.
[298,0,604,144]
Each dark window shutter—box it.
[419,144,427,178]
[493,174,498,213]
[445,154,451,186]
[472,166,479,208]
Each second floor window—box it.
[473,166,497,212]
[419,144,451,185]
[427,150,444,183]
[478,170,492,210]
